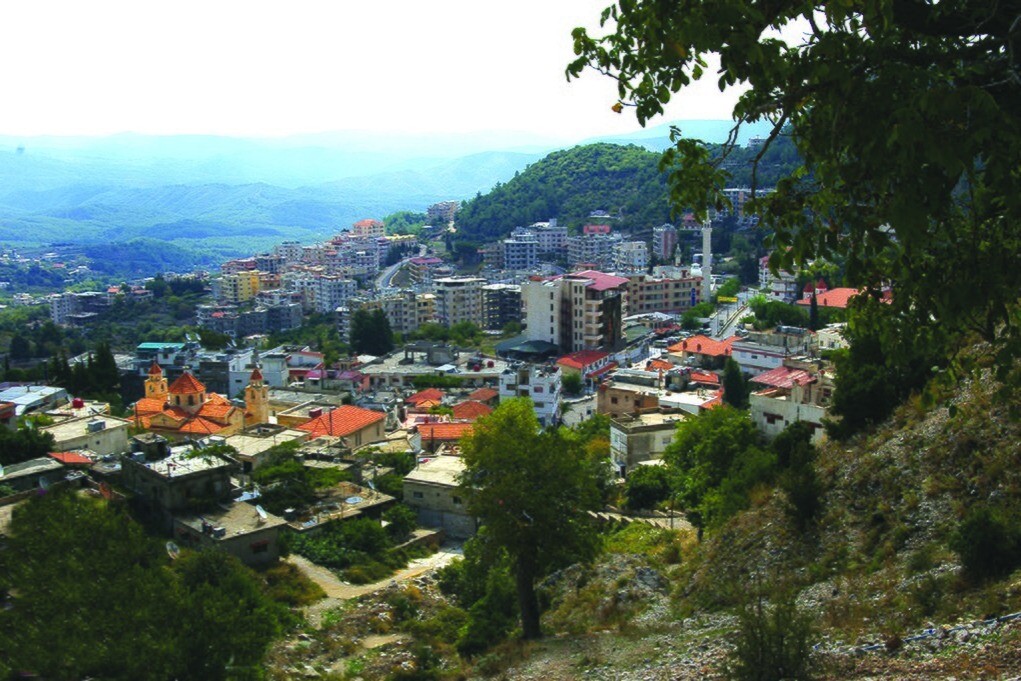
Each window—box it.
[611,396,619,404]
[250,540,270,554]
[188,395,195,406]
[413,491,424,499]
[452,496,462,505]
[534,386,543,393]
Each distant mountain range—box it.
[0,120,778,276]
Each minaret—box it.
[144,361,168,402]
[701,218,713,302]
[244,366,269,425]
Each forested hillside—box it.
[454,137,802,242]
[454,144,671,241]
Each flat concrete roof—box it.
[225,429,308,458]
[176,501,286,537]
[137,451,233,479]
[41,415,132,443]
[404,455,465,488]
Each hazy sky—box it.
[0,0,743,139]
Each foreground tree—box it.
[569,0,1021,375]
[459,398,601,639]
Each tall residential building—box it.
[315,275,358,314]
[612,241,649,274]
[502,233,539,271]
[351,218,386,239]
[566,231,623,270]
[652,224,678,261]
[433,276,485,327]
[529,220,567,255]
[482,284,522,331]
[214,270,261,304]
[522,270,628,353]
[625,271,702,315]
[274,241,304,263]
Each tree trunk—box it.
[516,557,541,640]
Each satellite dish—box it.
[38,477,51,491]
[255,505,268,520]
[166,541,180,560]
[367,480,376,491]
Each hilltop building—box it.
[522,270,628,353]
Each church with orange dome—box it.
[133,362,270,437]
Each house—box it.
[0,457,64,492]
[416,422,474,452]
[609,412,686,476]
[224,426,309,473]
[450,400,493,421]
[296,405,387,448]
[556,351,615,382]
[173,502,288,567]
[749,360,834,444]
[121,449,240,530]
[731,327,815,376]
[41,414,131,458]
[403,455,476,539]
[597,381,660,416]
[466,386,499,406]
[406,388,445,408]
[498,363,562,427]
[666,334,738,369]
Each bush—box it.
[726,592,815,681]
[623,465,672,510]
[950,505,1021,581]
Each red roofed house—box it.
[466,387,499,406]
[750,359,834,445]
[667,335,738,369]
[296,405,387,447]
[406,388,445,407]
[417,422,474,453]
[133,363,269,438]
[450,400,493,421]
[556,350,613,378]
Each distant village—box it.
[0,193,863,571]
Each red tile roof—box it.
[134,398,168,415]
[418,422,474,442]
[795,287,859,309]
[557,350,610,370]
[250,366,263,381]
[750,366,813,389]
[689,371,721,385]
[49,451,93,465]
[467,387,499,402]
[148,361,163,376]
[168,371,206,395]
[645,359,674,372]
[178,416,228,435]
[668,335,738,357]
[407,388,445,405]
[570,269,630,292]
[197,402,234,420]
[297,406,385,438]
[451,400,493,421]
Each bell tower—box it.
[145,361,168,402]
[244,366,269,425]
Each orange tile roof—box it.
[418,422,474,442]
[178,416,228,435]
[168,371,206,394]
[204,393,231,406]
[668,335,738,357]
[689,371,721,385]
[297,405,385,438]
[451,400,493,421]
[407,388,444,405]
[467,387,499,402]
[134,398,167,415]
[412,399,443,411]
[645,359,674,372]
[795,287,859,309]
[49,451,93,465]
[557,350,610,370]
[197,402,234,420]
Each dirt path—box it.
[290,544,463,627]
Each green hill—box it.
[455,144,673,242]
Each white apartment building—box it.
[498,363,562,427]
[566,232,622,269]
[652,224,678,261]
[274,241,304,263]
[613,241,649,274]
[522,270,628,353]
[503,233,539,271]
[315,275,358,314]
